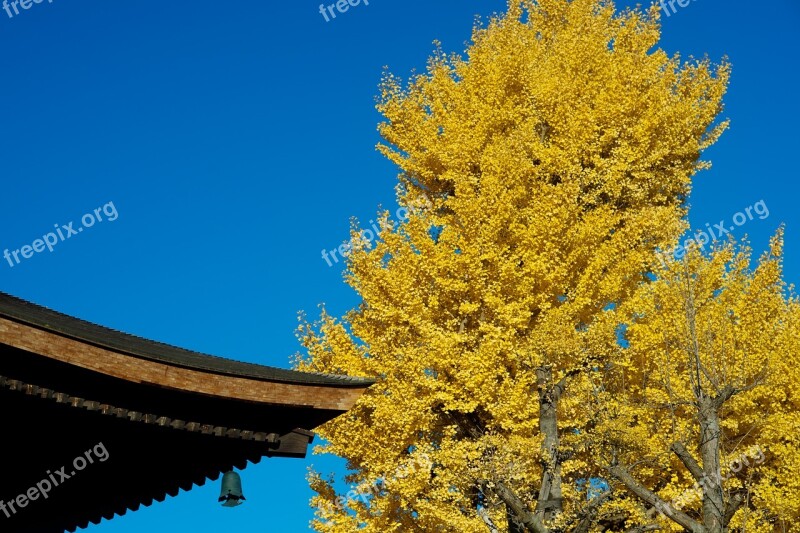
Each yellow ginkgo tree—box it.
[290,1,796,531]
[591,235,799,532]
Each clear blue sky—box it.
[1,1,797,531]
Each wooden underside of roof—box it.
[0,382,293,532]
[0,347,329,532]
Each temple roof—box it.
[0,291,371,386]
[0,292,373,532]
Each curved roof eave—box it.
[0,291,374,388]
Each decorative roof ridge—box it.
[0,374,290,443]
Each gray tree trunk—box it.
[699,396,725,533]
[535,367,563,521]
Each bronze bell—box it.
[218,471,245,507]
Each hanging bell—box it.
[218,471,246,507]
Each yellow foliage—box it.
[599,234,798,531]
[289,1,800,531]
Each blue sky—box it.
[0,0,797,531]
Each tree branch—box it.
[445,411,548,533]
[712,384,737,410]
[573,490,614,533]
[552,368,581,403]
[625,525,661,532]
[671,442,704,481]
[478,506,500,533]
[493,481,550,533]
[607,464,706,533]
[723,488,748,526]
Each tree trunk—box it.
[698,396,725,533]
[507,506,526,533]
[535,367,563,521]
